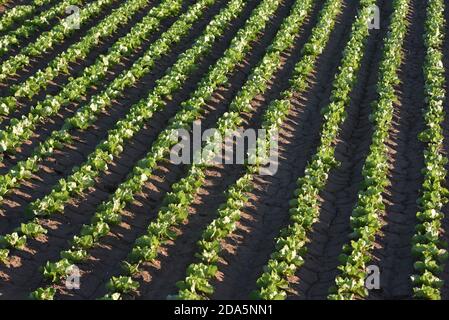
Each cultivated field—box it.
[0,0,448,300]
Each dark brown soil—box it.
[0,0,446,301]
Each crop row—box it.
[411,0,448,300]
[328,0,411,300]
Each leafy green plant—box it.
[30,287,56,300]
[19,221,47,238]
[177,264,217,299]
[0,248,9,263]
[42,259,71,282]
[60,249,89,263]
[0,232,27,249]
[106,276,139,294]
